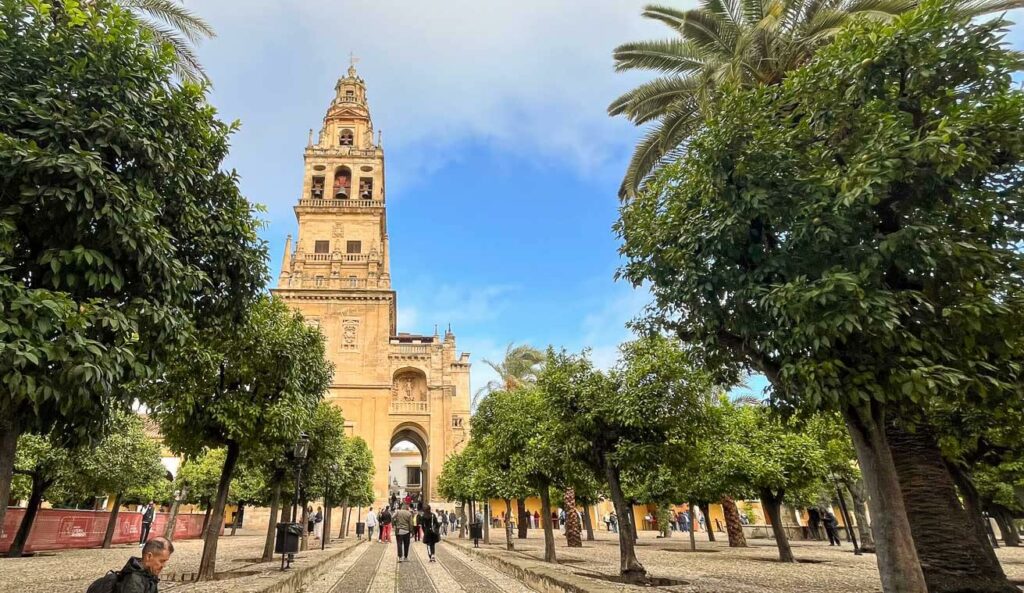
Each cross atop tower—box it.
[348,52,360,77]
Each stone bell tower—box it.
[273,63,471,508]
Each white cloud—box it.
[194,0,670,192]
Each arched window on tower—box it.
[333,167,351,199]
[339,129,354,146]
[311,176,325,199]
[359,177,373,199]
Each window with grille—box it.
[314,240,329,254]
[406,467,421,486]
[346,240,361,254]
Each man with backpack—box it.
[87,536,173,593]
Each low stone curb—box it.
[174,538,364,593]
[444,539,611,593]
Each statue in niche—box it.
[392,372,425,402]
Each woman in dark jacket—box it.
[419,504,441,562]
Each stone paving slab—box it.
[446,528,1024,593]
[0,530,364,593]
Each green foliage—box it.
[336,437,374,507]
[0,0,266,445]
[175,448,226,507]
[77,410,167,502]
[617,2,1024,420]
[469,389,539,501]
[300,403,348,502]
[474,343,545,406]
[11,433,72,501]
[149,296,331,458]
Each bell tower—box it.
[272,63,471,509]
[277,62,391,299]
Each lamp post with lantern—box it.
[279,433,310,570]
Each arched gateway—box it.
[271,65,471,508]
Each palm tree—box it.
[88,0,215,83]
[472,343,545,408]
[609,0,1021,198]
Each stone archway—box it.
[390,423,430,504]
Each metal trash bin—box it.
[275,522,302,554]
[356,522,365,537]
[469,522,483,540]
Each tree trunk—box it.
[605,463,646,580]
[300,503,309,551]
[102,492,123,549]
[483,500,490,544]
[698,501,715,542]
[687,505,697,551]
[844,404,928,593]
[198,440,239,580]
[202,504,212,534]
[582,503,595,541]
[950,466,1001,549]
[886,421,1015,593]
[346,507,353,538]
[759,489,794,563]
[992,508,1019,547]
[563,488,582,547]
[165,484,188,542]
[516,498,528,539]
[844,478,875,553]
[337,499,348,538]
[323,505,331,545]
[720,496,747,547]
[0,406,21,537]
[538,483,556,563]
[458,501,466,538]
[503,499,514,550]
[231,503,244,536]
[7,472,49,558]
[262,478,281,561]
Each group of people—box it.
[365,503,449,562]
[807,507,844,546]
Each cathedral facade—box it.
[272,65,471,506]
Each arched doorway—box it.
[388,424,429,509]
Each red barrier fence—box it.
[0,509,217,554]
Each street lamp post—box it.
[282,432,309,570]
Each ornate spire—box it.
[348,52,360,78]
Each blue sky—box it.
[190,0,1021,400]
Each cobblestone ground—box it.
[305,536,538,593]
[449,528,1024,593]
[0,529,357,593]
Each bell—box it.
[335,186,349,199]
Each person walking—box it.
[419,504,441,562]
[609,511,618,534]
[823,508,842,546]
[412,510,421,542]
[448,510,457,533]
[89,537,174,593]
[438,509,448,536]
[533,510,539,529]
[306,506,315,535]
[392,503,413,561]
[138,501,156,547]
[313,506,324,541]
[365,507,378,542]
[381,506,393,543]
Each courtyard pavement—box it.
[2,526,1021,593]
[446,527,1024,593]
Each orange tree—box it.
[0,0,266,531]
[616,4,1024,591]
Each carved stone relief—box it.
[341,318,359,351]
[391,371,427,402]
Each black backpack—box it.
[86,570,124,593]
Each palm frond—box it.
[138,18,209,83]
[947,0,1024,17]
[121,0,215,43]
[613,39,709,73]
[608,75,704,124]
[620,107,701,198]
